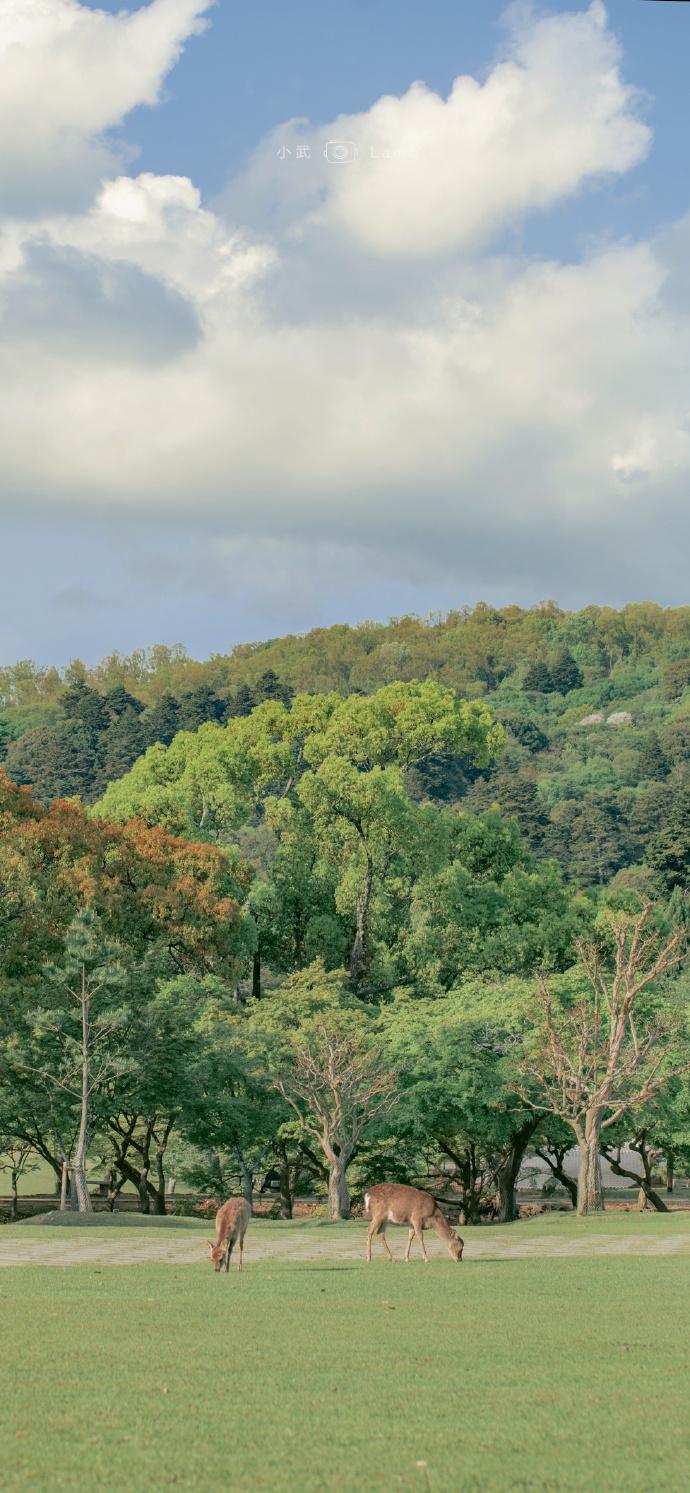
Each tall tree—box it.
[6,910,129,1211]
[244,964,395,1219]
[519,906,687,1214]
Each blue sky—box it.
[114,0,690,235]
[2,0,690,665]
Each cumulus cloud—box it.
[223,0,650,256]
[1,0,689,635]
[0,240,200,361]
[0,0,211,214]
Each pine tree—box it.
[5,722,100,802]
[254,670,293,707]
[98,709,146,789]
[550,649,583,695]
[61,682,110,739]
[637,732,669,783]
[504,717,549,754]
[104,685,145,719]
[228,683,256,718]
[143,692,180,747]
[646,787,690,890]
[523,659,553,693]
[177,685,226,731]
[492,773,549,852]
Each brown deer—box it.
[365,1183,464,1263]
[206,1197,250,1273]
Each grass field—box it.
[2,1213,690,1492]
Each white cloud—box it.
[0,0,211,214]
[2,0,690,622]
[224,0,650,257]
[34,173,278,303]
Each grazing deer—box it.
[206,1197,250,1273]
[365,1183,464,1263]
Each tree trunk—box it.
[577,1115,604,1215]
[60,1159,70,1212]
[493,1121,538,1223]
[328,1158,350,1220]
[277,1144,293,1220]
[252,948,261,1001]
[236,1147,253,1210]
[72,980,93,1213]
[666,1154,674,1195]
[535,1147,577,1209]
[10,1168,18,1223]
[349,853,373,990]
[71,1155,91,1212]
[494,1172,515,1223]
[138,1163,151,1214]
[151,1148,167,1215]
[602,1138,669,1213]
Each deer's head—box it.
[206,1239,228,1272]
[447,1229,464,1262]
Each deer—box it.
[206,1197,250,1273]
[365,1183,464,1263]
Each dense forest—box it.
[2,604,690,1223]
[2,601,690,890]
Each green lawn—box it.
[2,1215,690,1492]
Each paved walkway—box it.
[2,1220,690,1268]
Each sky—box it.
[1,0,690,665]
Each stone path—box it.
[1,1220,690,1268]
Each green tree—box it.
[229,683,256,718]
[381,983,539,1223]
[244,964,395,1219]
[646,788,690,890]
[636,732,669,783]
[662,659,690,701]
[98,709,147,789]
[520,907,686,1214]
[550,649,583,695]
[546,793,632,886]
[104,686,145,720]
[523,659,553,693]
[5,910,129,1211]
[177,685,226,732]
[5,721,99,803]
[143,692,180,747]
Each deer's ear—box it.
[206,1240,214,1251]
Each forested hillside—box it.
[2,601,690,891]
[3,622,690,1223]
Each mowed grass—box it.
[2,1216,690,1492]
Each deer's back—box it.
[215,1197,250,1240]
[365,1183,437,1224]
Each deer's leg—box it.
[379,1223,394,1262]
[237,1234,244,1273]
[224,1239,233,1273]
[404,1226,415,1262]
[415,1221,429,1262]
[366,1220,376,1261]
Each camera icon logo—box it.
[323,140,359,164]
